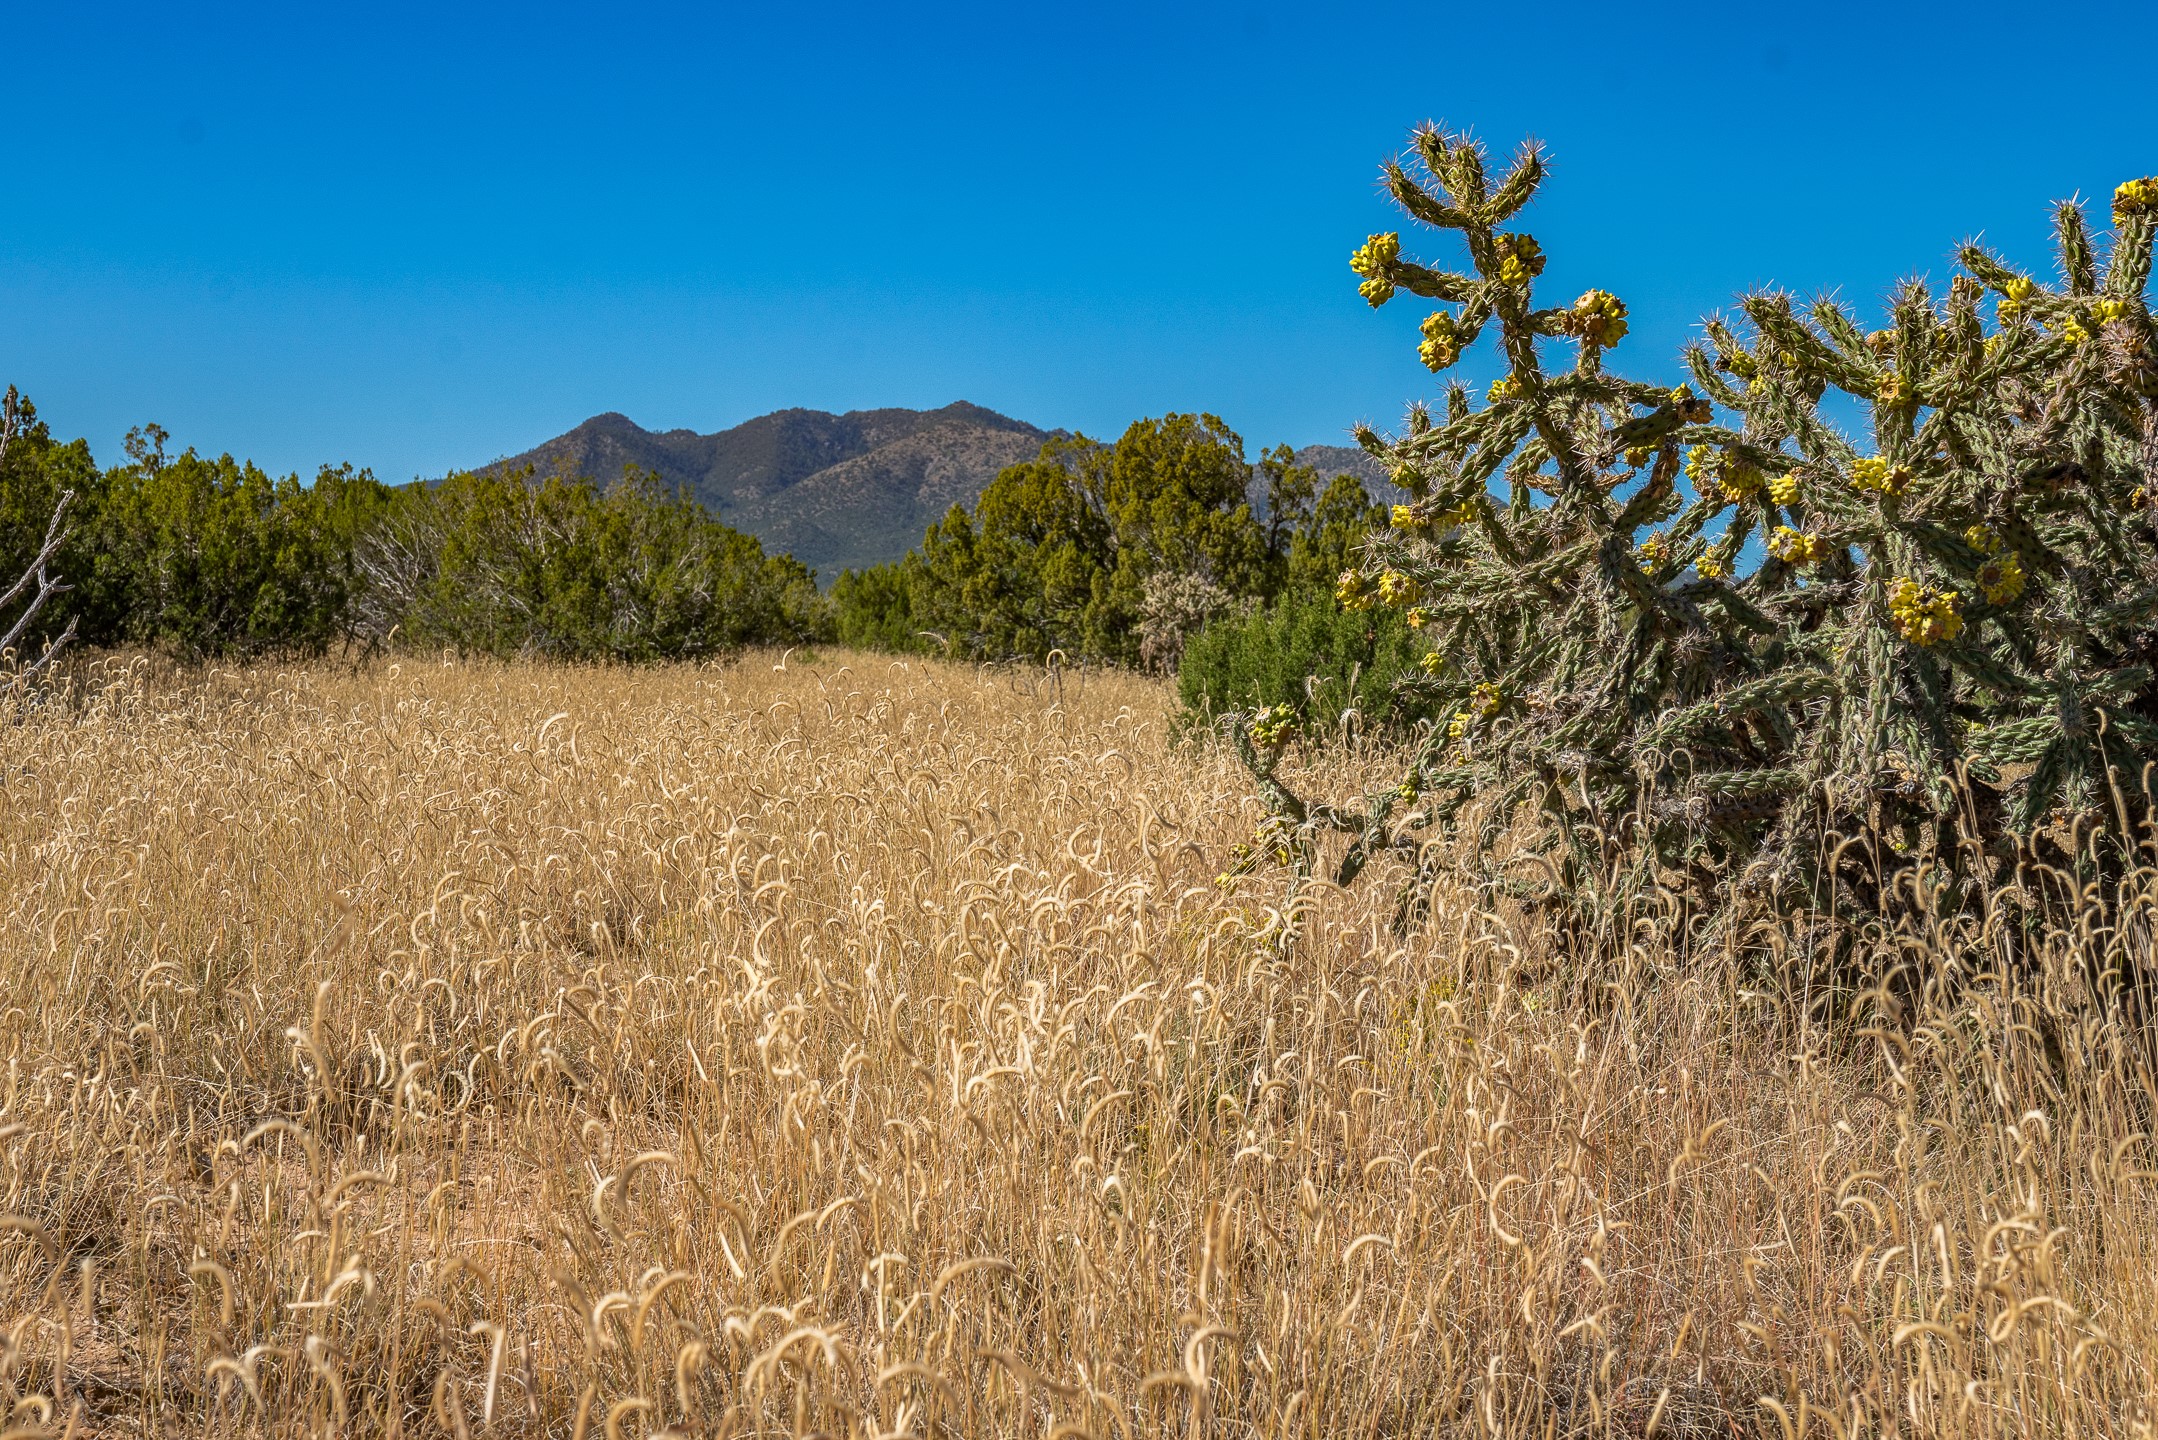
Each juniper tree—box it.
[0,387,78,682]
[1229,126,2158,932]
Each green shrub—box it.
[833,558,933,653]
[833,424,1390,669]
[68,426,391,658]
[1178,589,1428,733]
[354,467,831,661]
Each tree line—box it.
[830,413,1424,725]
[0,391,828,663]
[0,390,1414,723]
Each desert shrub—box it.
[77,428,393,657]
[355,466,831,660]
[1137,568,1246,673]
[1178,587,1427,732]
[837,425,1388,668]
[832,556,933,653]
[1231,126,2158,928]
[0,390,99,656]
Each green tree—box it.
[77,428,383,656]
[358,466,829,661]
[836,421,1390,671]
[1089,414,1268,662]
[0,389,101,652]
[832,558,931,652]
[910,436,1116,659]
[1288,473,1388,593]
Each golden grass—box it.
[0,651,2155,1437]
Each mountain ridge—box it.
[482,405,1395,575]
[483,402,1053,576]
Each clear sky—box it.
[4,1,2155,483]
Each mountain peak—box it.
[482,403,1054,575]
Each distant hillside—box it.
[1291,444,1400,499]
[483,402,1053,576]
[481,409,1400,575]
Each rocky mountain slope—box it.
[483,406,1394,575]
[483,402,1052,576]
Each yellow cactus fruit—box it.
[1376,570,1422,606]
[1248,704,1298,747]
[1887,578,1962,646]
[1850,456,1912,497]
[1977,552,2025,607]
[2113,176,2158,220]
[1569,289,1629,347]
[1418,310,1462,370]
[1351,231,1400,307]
[1492,233,1545,288]
[1767,525,1824,567]
[1998,276,2035,323]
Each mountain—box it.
[480,408,1402,576]
[482,402,1053,576]
[1291,444,1399,499]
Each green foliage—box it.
[1288,472,1389,593]
[909,435,1117,660]
[1177,587,1427,733]
[835,418,1387,672]
[357,467,830,661]
[0,391,99,652]
[79,427,393,656]
[1089,414,1271,662]
[1233,125,2158,930]
[831,558,932,653]
[0,407,830,662]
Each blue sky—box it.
[4,1,2154,483]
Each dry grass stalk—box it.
[0,651,2153,1436]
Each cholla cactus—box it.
[1234,125,2158,928]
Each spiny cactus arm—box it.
[1742,295,1851,377]
[2088,581,2158,631]
[1382,160,1474,231]
[1938,625,2046,704]
[2104,234,2153,303]
[1687,348,1751,412]
[1482,139,1546,225]
[1391,261,1480,303]
[1428,128,1493,212]
[2015,737,2072,830]
[2057,202,2099,295]
[1906,647,1962,769]
[1967,713,2056,763]
[1898,519,1990,574]
[1228,716,1310,825]
[1958,244,2027,293]
[1641,670,1835,755]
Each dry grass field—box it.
[1,651,2155,1437]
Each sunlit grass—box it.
[0,651,2153,1436]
